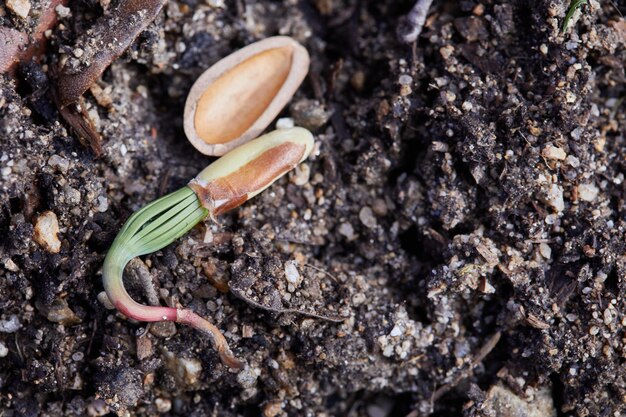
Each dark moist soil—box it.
[1,0,626,416]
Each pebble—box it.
[44,298,81,325]
[544,184,565,213]
[97,291,115,309]
[291,99,331,131]
[55,4,71,18]
[155,398,172,413]
[169,355,202,385]
[33,211,62,253]
[444,91,456,103]
[541,145,566,160]
[263,401,283,417]
[398,74,412,85]
[603,308,613,325]
[0,315,21,333]
[48,154,70,173]
[439,45,454,60]
[366,396,394,417]
[207,0,225,7]
[290,163,310,186]
[359,206,377,229]
[6,0,31,19]
[389,325,402,337]
[0,342,8,357]
[483,384,555,417]
[338,222,355,240]
[284,260,301,289]
[96,196,109,212]
[64,186,82,205]
[372,198,388,216]
[86,399,110,417]
[237,366,259,389]
[3,258,19,272]
[539,243,552,259]
[150,321,177,338]
[350,70,365,91]
[276,117,295,129]
[577,183,599,202]
[566,155,580,168]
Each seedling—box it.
[562,0,587,33]
[103,128,314,369]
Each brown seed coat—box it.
[184,36,310,156]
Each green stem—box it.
[101,187,243,369]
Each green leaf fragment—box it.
[108,186,208,262]
[562,0,587,33]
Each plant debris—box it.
[0,0,625,416]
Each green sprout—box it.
[102,128,314,369]
[562,0,587,33]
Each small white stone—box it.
[544,184,565,213]
[290,163,310,186]
[96,196,109,213]
[276,117,295,129]
[236,366,259,389]
[73,48,84,58]
[398,74,413,85]
[566,155,580,168]
[540,44,548,55]
[48,155,70,173]
[578,183,599,202]
[97,291,115,310]
[0,315,21,333]
[389,325,402,337]
[120,144,128,156]
[55,4,71,18]
[177,357,202,385]
[570,127,583,140]
[338,222,355,240]
[7,0,31,19]
[539,243,552,259]
[3,258,18,272]
[359,206,377,229]
[0,342,8,357]
[155,398,172,413]
[33,211,62,253]
[206,0,225,7]
[284,261,301,288]
[542,145,566,160]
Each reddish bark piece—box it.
[0,27,28,73]
[56,0,166,107]
[0,0,66,75]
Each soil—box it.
[1,0,626,416]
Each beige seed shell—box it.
[184,36,310,156]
